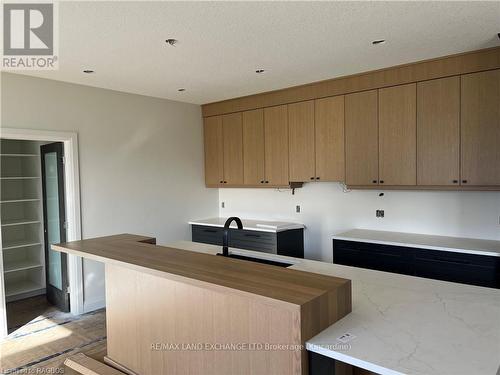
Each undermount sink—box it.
[216,252,293,268]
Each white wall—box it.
[1,73,218,310]
[220,183,500,261]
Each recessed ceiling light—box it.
[178,88,186,92]
[255,69,265,74]
[165,38,178,46]
[372,39,386,45]
[83,70,94,74]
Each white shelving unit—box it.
[1,139,46,302]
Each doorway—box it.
[0,129,82,338]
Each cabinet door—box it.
[288,100,315,182]
[264,105,289,186]
[379,83,417,186]
[345,90,379,186]
[242,109,265,185]
[222,113,244,185]
[417,77,460,186]
[461,70,500,186]
[315,96,345,181]
[203,116,223,186]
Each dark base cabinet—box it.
[333,239,500,289]
[192,225,304,258]
[308,351,335,375]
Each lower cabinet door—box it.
[414,249,499,288]
[333,240,413,275]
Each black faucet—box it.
[221,217,243,256]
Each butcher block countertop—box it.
[52,234,350,306]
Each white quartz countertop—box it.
[333,229,500,257]
[168,240,500,375]
[188,217,305,233]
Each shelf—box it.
[1,176,40,180]
[1,219,41,227]
[5,280,44,297]
[2,240,42,250]
[0,198,40,204]
[0,154,39,157]
[4,260,43,273]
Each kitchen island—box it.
[52,234,351,375]
[171,240,500,375]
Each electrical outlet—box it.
[376,209,384,218]
[221,202,225,208]
[296,205,301,213]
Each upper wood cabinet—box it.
[461,69,500,186]
[345,90,379,186]
[222,113,243,185]
[203,116,224,186]
[203,66,500,190]
[264,105,289,186]
[378,83,417,186]
[242,109,265,185]
[417,77,460,186]
[315,96,345,181]
[288,101,315,182]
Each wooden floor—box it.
[2,296,107,374]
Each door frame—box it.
[0,128,83,338]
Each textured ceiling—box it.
[17,1,500,104]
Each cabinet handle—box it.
[219,180,223,183]
[265,181,269,184]
[244,233,261,238]
[462,180,468,184]
[224,181,227,184]
[380,180,384,184]
[372,180,377,184]
[260,180,264,184]
[203,229,218,233]
[452,180,458,184]
[316,177,320,180]
[310,177,314,180]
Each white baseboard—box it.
[83,298,105,313]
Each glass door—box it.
[41,142,69,312]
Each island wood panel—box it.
[264,105,289,186]
[105,264,350,375]
[461,69,500,186]
[203,116,224,186]
[345,90,379,186]
[417,77,460,186]
[378,83,417,186]
[202,47,500,117]
[242,109,265,185]
[315,96,345,181]
[288,100,316,182]
[222,113,244,185]
[105,265,301,375]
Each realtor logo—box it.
[2,2,58,70]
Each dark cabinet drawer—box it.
[230,229,276,245]
[414,249,500,288]
[192,225,224,245]
[333,240,413,275]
